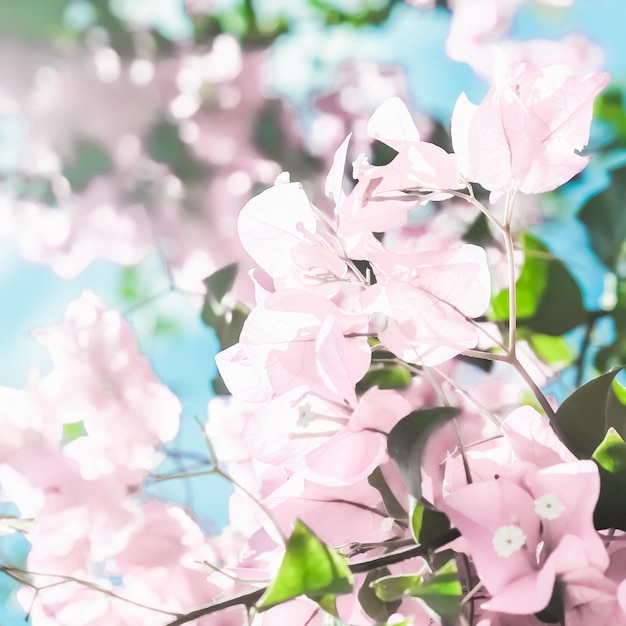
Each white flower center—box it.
[493,525,526,557]
[296,401,315,428]
[534,493,565,521]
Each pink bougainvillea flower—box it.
[238,172,372,298]
[302,387,412,486]
[451,49,610,201]
[237,180,319,281]
[216,289,370,404]
[443,454,608,615]
[361,243,490,365]
[337,97,460,238]
[500,405,576,467]
[32,291,180,480]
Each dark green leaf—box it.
[491,233,585,335]
[592,427,626,530]
[356,365,413,393]
[371,560,462,622]
[371,573,423,603]
[594,88,626,140]
[358,569,401,623]
[462,212,496,247]
[370,140,398,167]
[211,373,230,396]
[387,407,460,499]
[579,164,626,270]
[555,368,626,458]
[410,499,451,545]
[257,519,353,612]
[367,466,408,521]
[203,263,238,304]
[534,580,565,624]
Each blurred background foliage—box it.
[1,0,626,622]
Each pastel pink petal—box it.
[314,315,370,403]
[482,552,558,614]
[237,182,317,278]
[325,133,351,206]
[242,402,321,467]
[527,460,608,571]
[215,344,272,403]
[349,387,411,432]
[465,91,516,198]
[502,405,576,465]
[241,290,327,345]
[451,92,478,181]
[266,341,320,398]
[377,280,480,366]
[337,185,414,236]
[486,535,607,616]
[305,428,387,485]
[266,477,392,546]
[444,480,541,594]
[367,97,421,150]
[520,150,588,195]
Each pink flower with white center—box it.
[492,524,526,557]
[442,406,609,616]
[451,49,610,202]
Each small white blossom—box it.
[534,493,565,521]
[296,401,315,428]
[493,525,526,557]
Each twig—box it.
[165,528,461,626]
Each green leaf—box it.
[529,334,575,368]
[119,267,144,302]
[387,407,460,499]
[492,233,548,320]
[356,364,413,393]
[371,560,462,622]
[592,427,626,530]
[0,0,67,39]
[462,212,496,247]
[357,569,402,623]
[203,263,238,305]
[147,120,207,182]
[491,233,585,336]
[594,88,626,140]
[367,466,408,521]
[410,499,451,545]
[555,368,626,458]
[579,164,626,271]
[63,421,87,442]
[372,573,424,603]
[64,140,112,192]
[612,377,626,406]
[257,519,353,612]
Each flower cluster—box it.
[203,52,616,625]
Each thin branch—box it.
[0,564,179,617]
[165,528,461,626]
